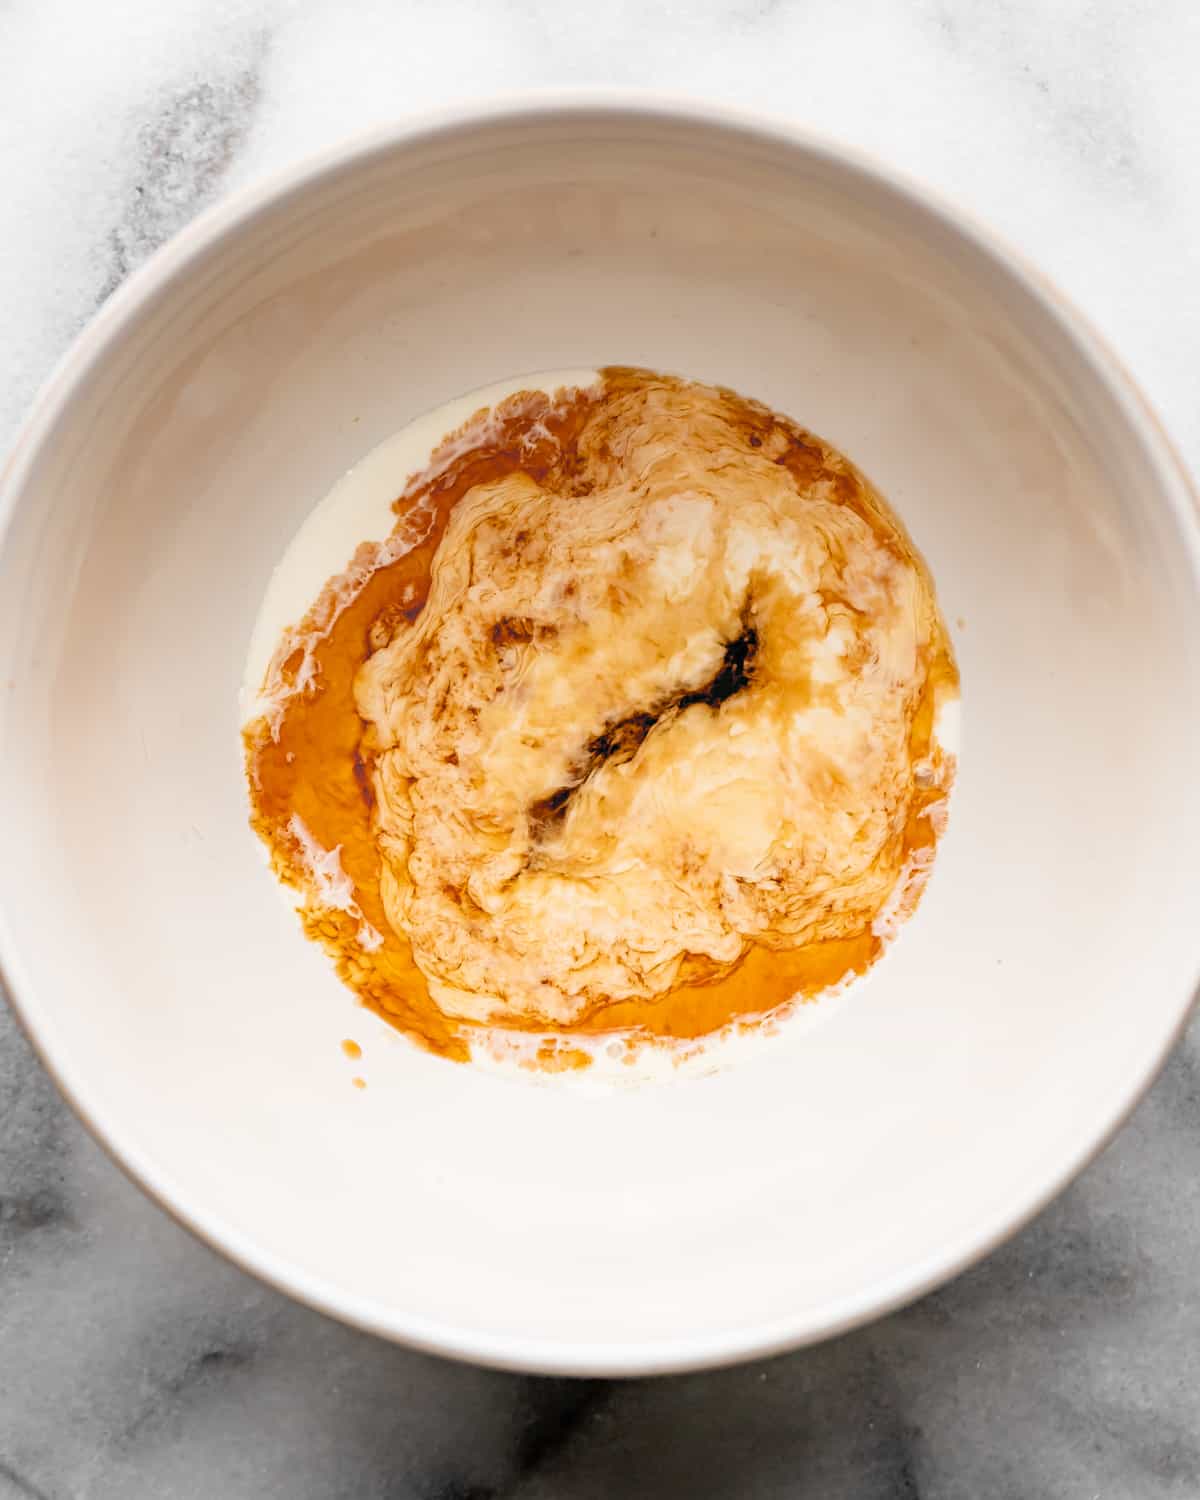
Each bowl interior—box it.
[2,106,1198,1373]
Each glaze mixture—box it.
[244,369,958,1068]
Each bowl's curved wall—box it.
[1,102,1198,1374]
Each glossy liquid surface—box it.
[244,370,958,1068]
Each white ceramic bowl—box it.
[2,98,1199,1376]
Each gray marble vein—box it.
[3,0,1200,1495]
[96,33,270,305]
[3,1001,1199,1498]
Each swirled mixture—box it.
[244,369,958,1070]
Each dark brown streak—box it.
[528,626,758,835]
[678,626,758,712]
[352,750,375,811]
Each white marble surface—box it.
[2,2,1199,1495]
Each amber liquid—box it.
[244,370,957,1067]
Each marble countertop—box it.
[3,2,1199,1495]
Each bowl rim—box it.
[2,89,1199,1378]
